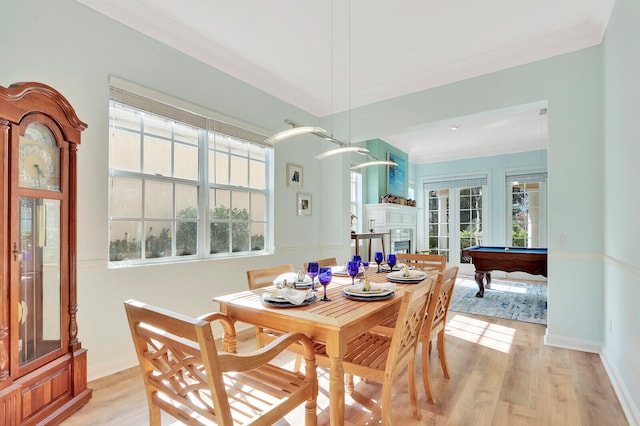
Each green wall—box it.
[363,139,409,203]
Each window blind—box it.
[424,176,488,191]
[109,80,268,146]
[506,172,547,184]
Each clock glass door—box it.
[18,122,60,191]
[18,197,62,365]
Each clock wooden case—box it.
[0,82,91,424]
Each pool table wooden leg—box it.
[474,271,491,297]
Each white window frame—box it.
[350,170,363,233]
[108,78,273,267]
[505,170,548,248]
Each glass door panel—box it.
[425,185,485,273]
[427,189,451,261]
[510,182,547,247]
[18,197,61,366]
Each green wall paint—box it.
[363,139,409,203]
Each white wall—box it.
[1,0,351,379]
[602,0,640,422]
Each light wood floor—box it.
[61,311,628,426]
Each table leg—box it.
[329,355,345,425]
[326,339,346,425]
[474,272,486,298]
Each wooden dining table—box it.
[213,269,430,425]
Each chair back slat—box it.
[385,278,435,376]
[396,253,446,273]
[247,264,295,289]
[303,257,338,271]
[424,266,459,338]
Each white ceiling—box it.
[77,0,613,163]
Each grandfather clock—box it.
[0,82,91,424]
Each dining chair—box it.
[124,299,318,425]
[303,257,338,271]
[314,277,436,425]
[420,266,459,403]
[246,264,305,370]
[376,253,445,329]
[396,253,446,273]
[246,264,295,291]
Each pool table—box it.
[461,245,547,297]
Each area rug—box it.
[449,276,547,325]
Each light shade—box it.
[350,160,397,170]
[265,126,327,144]
[315,146,369,159]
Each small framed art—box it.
[286,163,303,188]
[297,192,312,216]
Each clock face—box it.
[18,123,60,190]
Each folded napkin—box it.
[381,262,412,272]
[273,272,310,287]
[331,265,347,273]
[272,287,311,305]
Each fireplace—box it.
[393,240,411,253]
[390,228,413,254]
[364,203,417,256]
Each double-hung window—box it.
[108,82,272,267]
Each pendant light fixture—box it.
[264,119,327,144]
[266,0,395,171]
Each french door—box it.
[424,177,487,274]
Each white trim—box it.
[600,351,640,426]
[543,330,601,353]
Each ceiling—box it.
[77,0,613,163]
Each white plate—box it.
[262,289,313,303]
[387,270,428,281]
[262,294,318,308]
[343,285,394,297]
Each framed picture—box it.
[387,152,406,196]
[297,192,312,216]
[286,163,303,188]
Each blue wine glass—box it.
[347,261,360,286]
[375,251,384,273]
[352,255,362,266]
[318,267,332,301]
[387,254,397,271]
[307,262,319,292]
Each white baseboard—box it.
[543,330,602,353]
[600,351,640,426]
